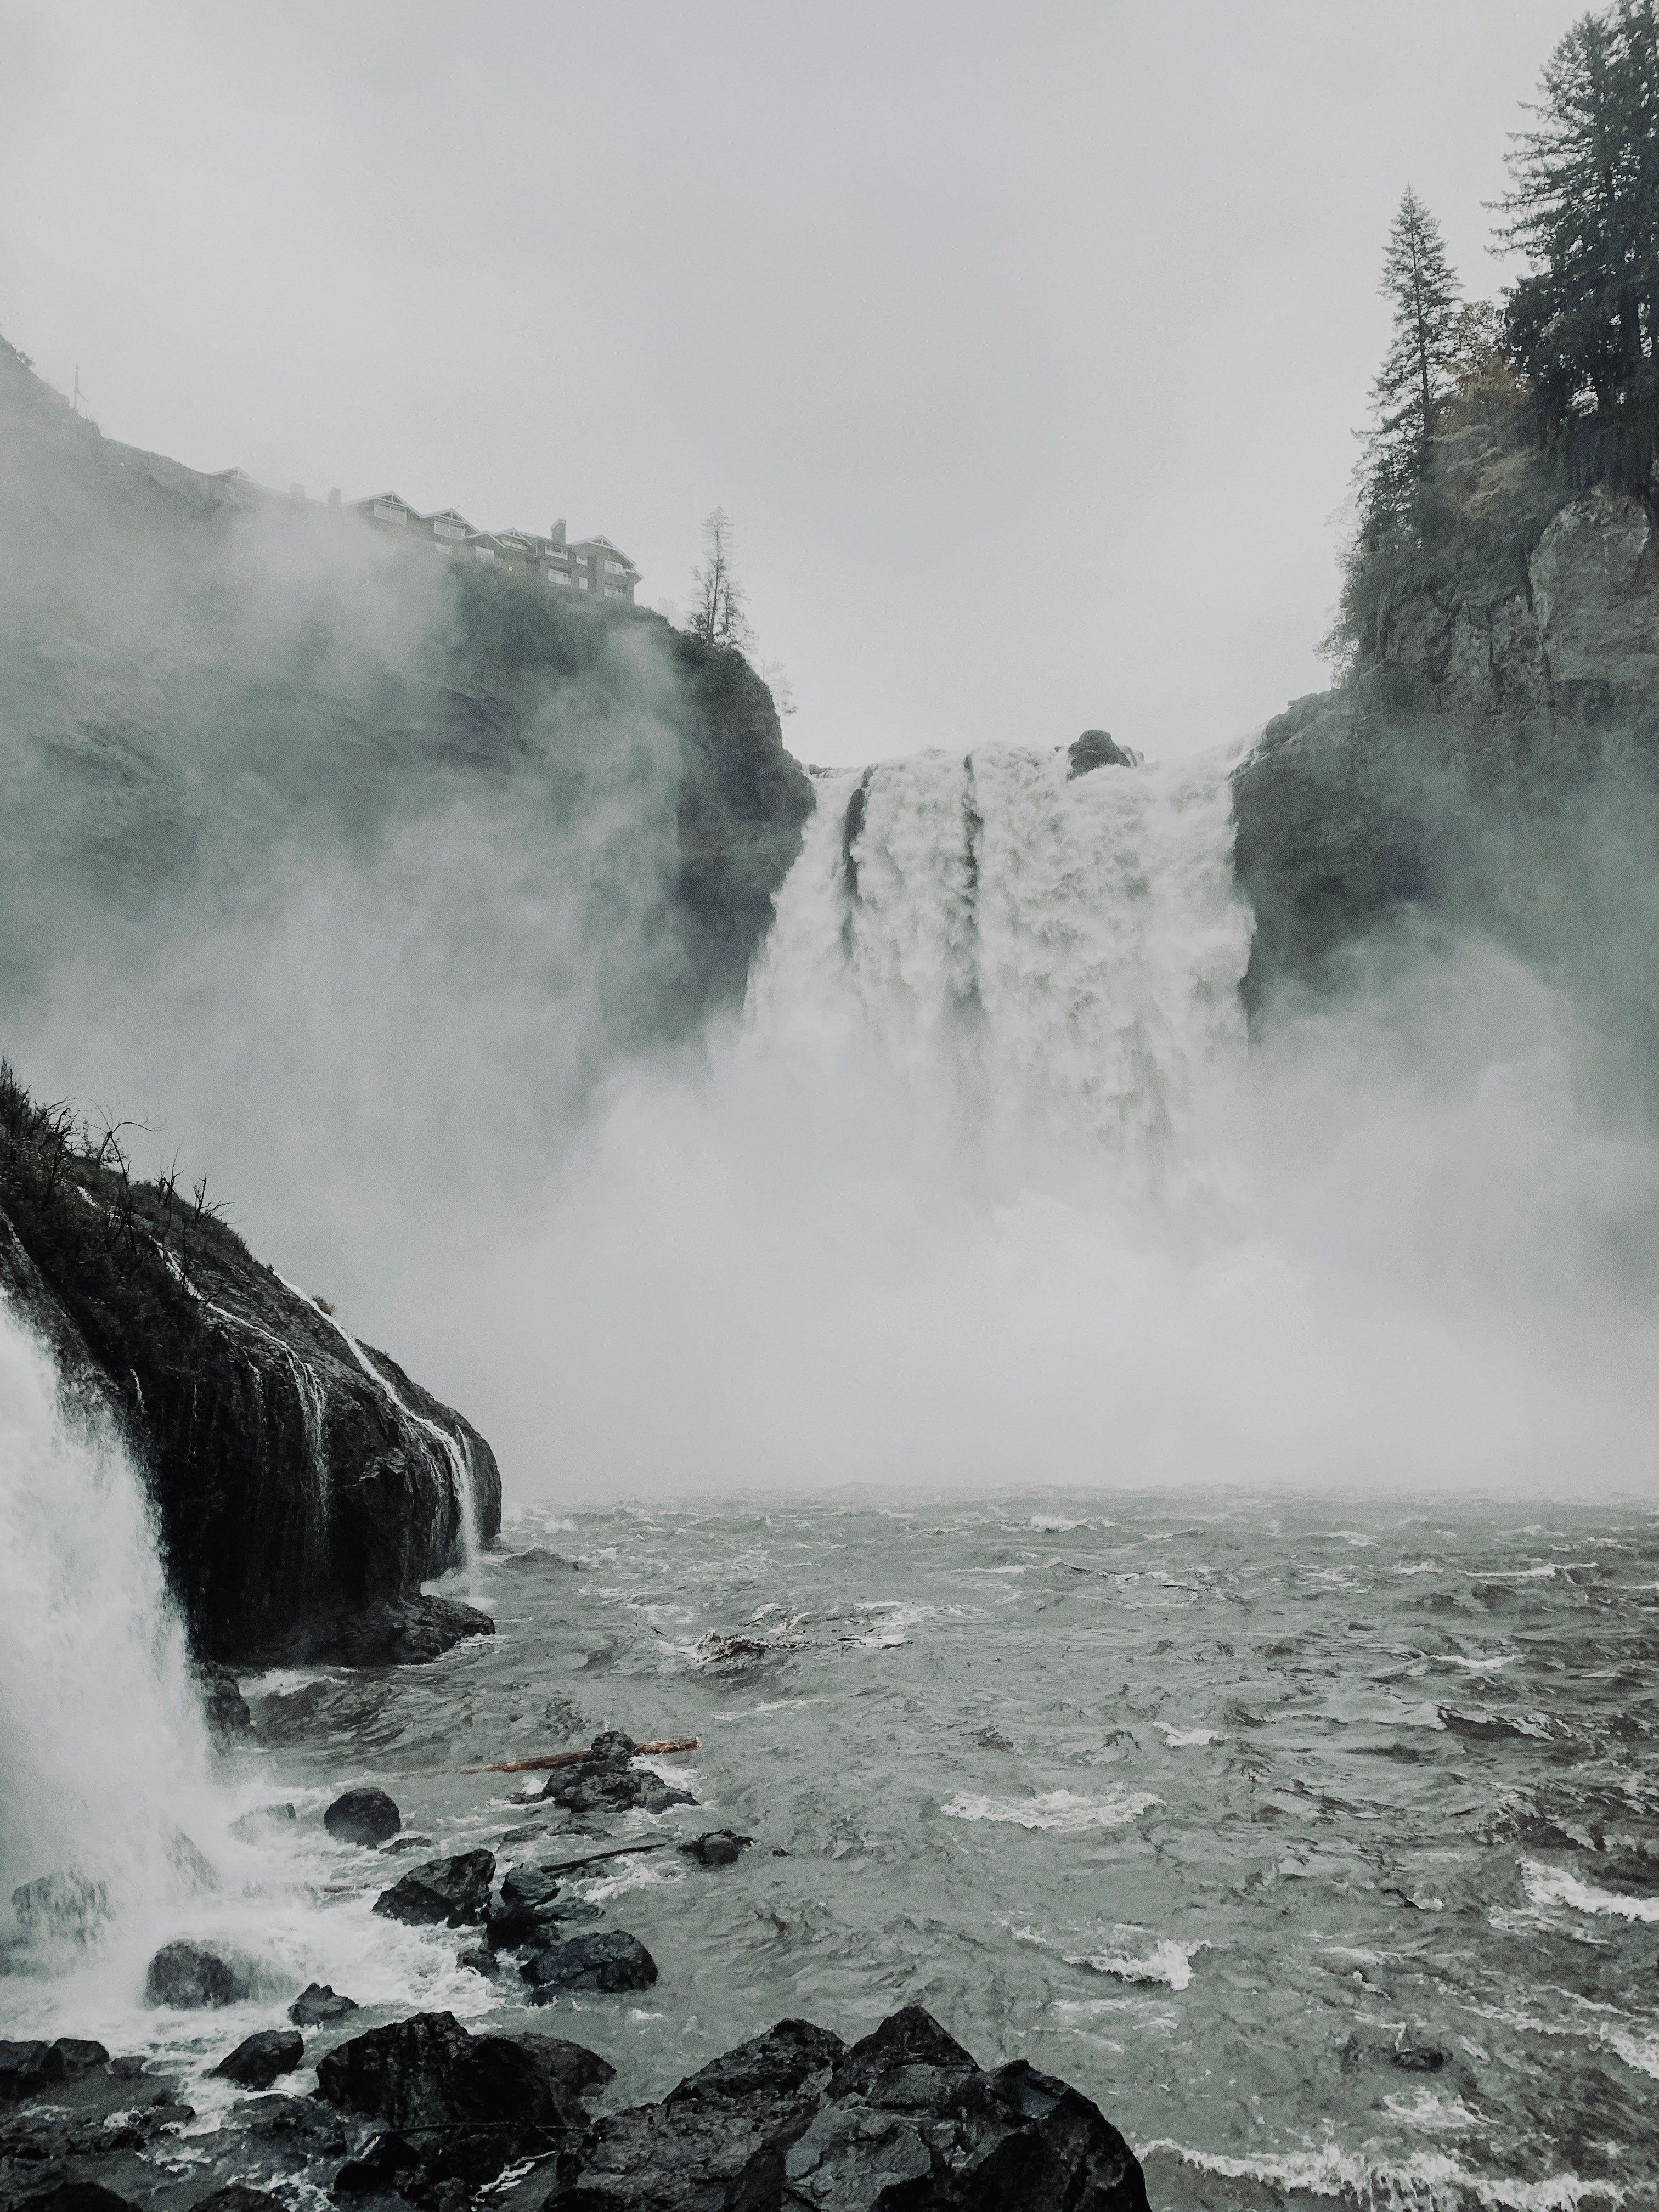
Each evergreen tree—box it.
[1360,189,1464,532]
[1498,1,1659,481]
[687,507,752,650]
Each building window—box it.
[604,585,626,599]
[549,567,573,585]
[433,520,466,541]
[603,558,627,575]
[578,575,590,590]
[372,501,405,524]
[473,547,495,563]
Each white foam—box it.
[1146,2137,1624,2210]
[1524,1862,1659,1923]
[1155,1722,1220,1747]
[1067,1935,1206,1990]
[942,1788,1161,1832]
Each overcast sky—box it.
[2,1,1588,765]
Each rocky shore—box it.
[0,1730,1150,2211]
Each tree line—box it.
[1357,0,1659,563]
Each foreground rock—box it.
[0,2040,109,2102]
[539,1732,696,1816]
[373,1849,495,1927]
[288,1983,358,2027]
[547,2005,1148,2211]
[325,1786,402,1846]
[285,1593,496,1668]
[522,1930,658,1997]
[317,2009,612,2194]
[212,2031,303,2091]
[143,1942,250,2008]
[679,1830,752,1868]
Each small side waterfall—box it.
[746,744,1251,1198]
[0,1293,215,1960]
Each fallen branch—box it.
[462,1736,698,1776]
[529,1841,679,1876]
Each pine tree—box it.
[1361,189,1464,533]
[687,507,752,650]
[1498,1,1659,481]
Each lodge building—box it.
[349,493,639,603]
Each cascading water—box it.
[745,743,1252,1204]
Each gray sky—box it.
[1,0,1586,765]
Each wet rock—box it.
[236,2090,348,2159]
[501,1864,562,1913]
[315,2009,605,2192]
[971,1728,1014,1752]
[0,2042,55,2103]
[546,2017,845,2210]
[373,1848,494,1927]
[522,1931,658,1996]
[547,2005,1148,2212]
[50,2042,109,2082]
[295,1593,496,1668]
[213,2029,304,2090]
[1067,729,1137,776]
[679,1830,752,1869]
[539,1734,697,1818]
[1391,2046,1447,2073]
[143,1940,251,2008]
[229,1804,296,1843]
[191,2188,287,2212]
[10,1874,110,1944]
[287,1982,358,2027]
[498,1547,582,1572]
[698,1632,772,1662]
[456,1944,499,1976]
[198,1664,253,1737]
[324,1786,402,1848]
[15,2184,144,2211]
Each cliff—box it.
[1234,402,1659,1030]
[0,1066,499,1665]
[0,335,812,1035]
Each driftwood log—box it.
[461,1736,699,1776]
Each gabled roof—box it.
[355,489,415,510]
[423,506,475,528]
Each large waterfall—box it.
[746,746,1251,1198]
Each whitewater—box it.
[3,740,1658,2211]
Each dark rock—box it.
[0,2042,55,2103]
[498,1547,582,1572]
[190,2189,287,2212]
[315,2009,605,2192]
[523,1931,658,1996]
[971,1728,1014,1752]
[16,2185,145,2212]
[324,1786,402,1847]
[229,1803,296,1842]
[456,1944,499,1976]
[1068,730,1137,776]
[291,1593,496,1668]
[547,2006,1148,2212]
[698,1632,772,1662]
[236,2089,348,2158]
[539,1736,696,1818]
[678,1830,753,1869]
[287,1982,358,2027]
[49,2042,108,2081]
[212,2029,303,2090]
[373,1849,495,1927]
[198,1664,253,1736]
[143,1940,251,2008]
[548,2017,845,2211]
[1391,2046,1447,2073]
[501,1864,563,1913]
[11,1874,110,1944]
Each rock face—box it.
[0,1079,501,1666]
[547,2005,1146,2211]
[323,1788,402,1848]
[373,1849,495,1927]
[1068,730,1137,776]
[1234,482,1659,1012]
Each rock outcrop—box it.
[1234,480,1659,1013]
[0,1068,500,1666]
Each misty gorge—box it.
[5,8,1659,2210]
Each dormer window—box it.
[372,501,406,524]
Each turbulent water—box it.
[3,743,1658,2207]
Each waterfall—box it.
[0,1290,217,1968]
[745,744,1252,1200]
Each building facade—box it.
[348,494,639,604]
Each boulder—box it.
[10,1874,110,1944]
[295,1594,496,1668]
[1067,730,1137,777]
[190,2188,287,2212]
[212,2029,304,2090]
[323,1787,402,1848]
[539,1733,697,1817]
[143,1940,251,2008]
[522,1931,658,1996]
[287,1982,358,2028]
[49,2041,108,2083]
[547,2017,845,2211]
[0,2042,55,2103]
[198,1664,253,1737]
[315,2009,607,2192]
[16,2185,145,2212]
[679,1830,753,1868]
[372,1848,494,1927]
[546,2006,1149,2211]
